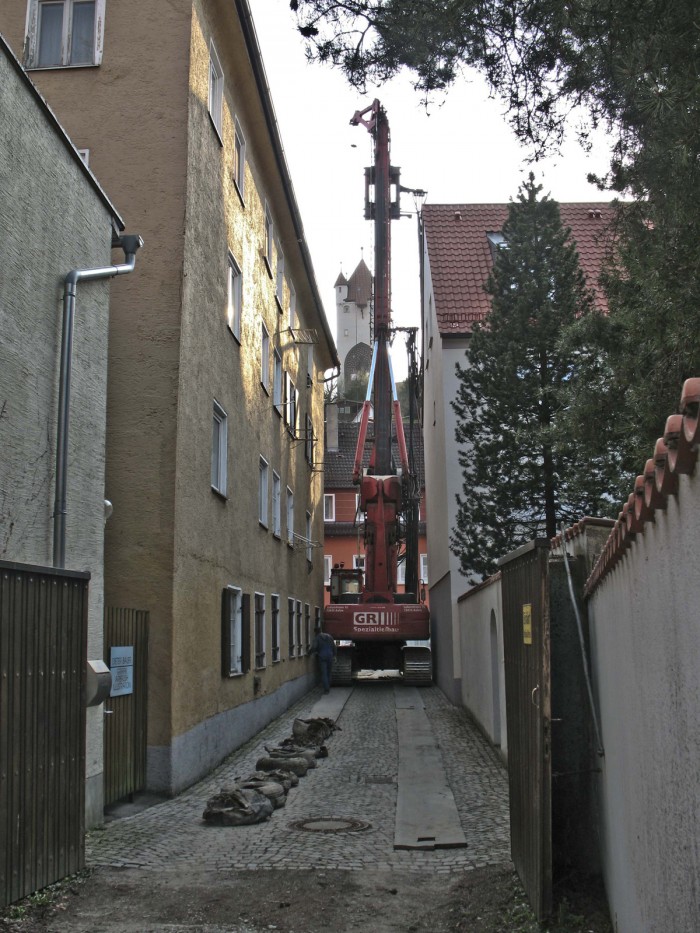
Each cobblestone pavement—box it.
[88,684,511,876]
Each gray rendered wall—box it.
[429,573,461,704]
[0,48,116,828]
[587,476,700,933]
[457,576,507,762]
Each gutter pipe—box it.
[53,234,144,569]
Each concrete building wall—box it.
[0,42,120,826]
[586,475,700,933]
[420,241,469,702]
[457,576,507,763]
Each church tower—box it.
[335,257,373,387]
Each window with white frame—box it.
[353,554,365,572]
[307,346,313,386]
[26,0,104,69]
[261,322,270,392]
[285,373,297,435]
[397,558,406,586]
[276,247,285,309]
[222,586,245,676]
[272,471,281,537]
[287,597,295,658]
[420,553,429,584]
[211,400,227,495]
[304,413,314,466]
[295,599,302,657]
[286,488,294,546]
[271,594,280,662]
[355,493,361,517]
[324,555,333,585]
[208,40,224,140]
[305,511,312,562]
[273,350,283,414]
[233,116,246,196]
[254,592,266,669]
[258,456,269,527]
[324,494,335,522]
[289,287,296,330]
[264,203,274,270]
[227,253,242,341]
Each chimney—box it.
[325,402,339,453]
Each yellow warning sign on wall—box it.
[523,603,532,645]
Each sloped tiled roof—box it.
[551,377,700,596]
[324,420,425,490]
[346,258,373,306]
[422,202,616,335]
[334,270,348,287]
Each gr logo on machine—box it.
[353,609,400,632]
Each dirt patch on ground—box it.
[1,865,612,933]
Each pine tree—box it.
[450,176,612,583]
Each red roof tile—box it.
[422,202,616,335]
[556,377,700,596]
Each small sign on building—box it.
[110,645,134,697]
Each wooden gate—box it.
[0,560,88,908]
[498,541,552,920]
[103,608,149,806]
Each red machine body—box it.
[327,101,431,685]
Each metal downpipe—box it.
[53,235,143,568]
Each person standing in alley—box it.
[310,624,336,693]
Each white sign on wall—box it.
[110,646,134,697]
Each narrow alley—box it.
[28,684,513,932]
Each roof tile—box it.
[422,202,616,335]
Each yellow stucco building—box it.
[1,0,337,817]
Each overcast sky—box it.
[248,0,612,375]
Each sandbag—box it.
[202,787,273,826]
[292,716,334,745]
[247,769,297,791]
[239,778,287,809]
[256,755,309,777]
[265,745,317,767]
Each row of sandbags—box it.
[202,716,337,826]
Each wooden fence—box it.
[0,560,88,908]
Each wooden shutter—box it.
[241,593,251,674]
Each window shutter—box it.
[221,588,231,677]
[241,593,251,674]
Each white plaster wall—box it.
[0,48,117,827]
[458,577,507,762]
[587,475,700,933]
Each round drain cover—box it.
[289,817,371,834]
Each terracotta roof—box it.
[346,258,373,306]
[556,377,700,596]
[422,202,616,335]
[334,271,348,287]
[324,420,425,489]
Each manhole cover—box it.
[289,817,371,834]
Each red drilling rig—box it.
[324,100,432,686]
